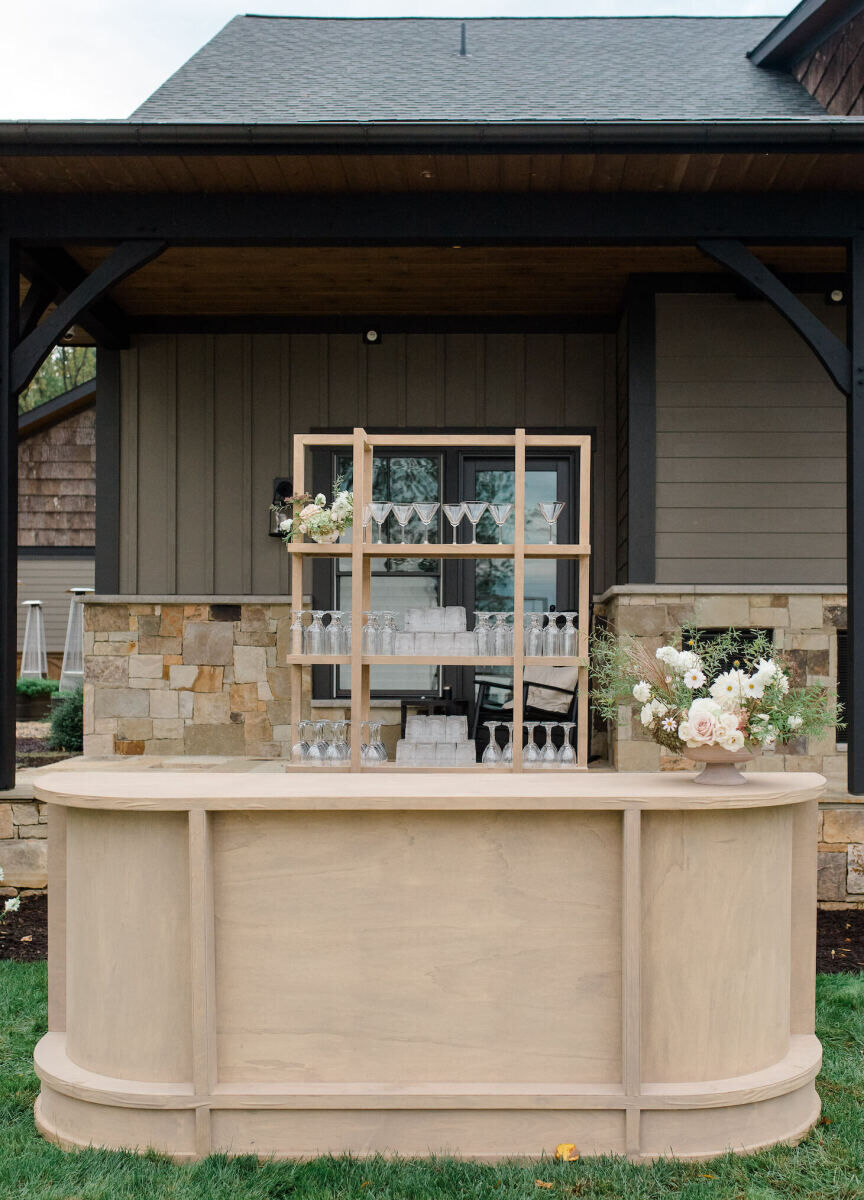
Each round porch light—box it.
[362,329,380,344]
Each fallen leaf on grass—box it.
[536,1181,554,1189]
[20,935,32,943]
[554,1144,580,1162]
[700,1174,714,1179]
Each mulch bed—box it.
[3,892,864,971]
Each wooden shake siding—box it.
[792,12,864,115]
[117,332,615,596]
[18,407,95,548]
[654,293,846,586]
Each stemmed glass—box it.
[362,721,387,765]
[325,611,344,656]
[391,504,414,544]
[369,501,392,544]
[304,610,326,655]
[560,612,578,658]
[292,721,312,763]
[543,612,560,657]
[537,501,566,545]
[326,720,350,763]
[482,721,502,766]
[289,609,305,655]
[558,723,577,766]
[379,611,396,656]
[540,722,559,767]
[463,501,488,545]
[362,612,380,655]
[488,503,513,544]
[303,721,324,766]
[525,612,543,657]
[443,502,465,543]
[523,722,541,767]
[313,721,330,764]
[492,612,511,657]
[414,502,440,545]
[362,504,375,544]
[474,611,493,655]
[502,722,515,765]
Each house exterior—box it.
[1,3,864,902]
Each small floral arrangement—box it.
[275,477,353,545]
[0,867,20,922]
[591,624,841,755]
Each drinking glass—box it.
[304,610,325,655]
[379,611,396,656]
[482,721,502,765]
[525,612,543,657]
[540,722,558,767]
[473,612,493,655]
[369,501,392,544]
[360,721,375,765]
[463,501,488,545]
[492,612,511,657]
[558,723,577,766]
[414,502,440,545]
[391,503,414,544]
[543,612,560,657]
[502,722,515,765]
[342,614,352,655]
[537,501,566,545]
[524,722,541,767]
[560,612,578,658]
[289,609,305,655]
[362,504,375,543]
[362,611,381,656]
[443,502,466,543]
[292,721,312,763]
[369,721,387,764]
[325,611,344,656]
[327,720,350,763]
[488,503,513,544]
[305,721,326,766]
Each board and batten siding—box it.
[654,293,846,586]
[117,332,617,596]
[16,556,95,653]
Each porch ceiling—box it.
[61,243,846,319]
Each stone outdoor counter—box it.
[32,766,823,1163]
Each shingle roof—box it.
[131,16,826,124]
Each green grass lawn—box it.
[2,963,863,1200]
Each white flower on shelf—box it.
[640,703,654,727]
[661,716,677,733]
[632,680,651,703]
[683,667,706,690]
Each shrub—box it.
[15,677,59,699]
[48,688,83,752]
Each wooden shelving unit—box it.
[288,428,591,771]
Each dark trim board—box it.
[625,283,656,585]
[129,315,618,335]
[1,238,17,791]
[18,378,96,438]
[847,236,864,792]
[95,350,121,595]
[748,0,864,66]
[17,546,95,559]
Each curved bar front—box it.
[33,769,823,1162]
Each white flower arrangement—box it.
[591,625,841,755]
[275,477,354,545]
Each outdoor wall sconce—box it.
[362,329,381,344]
[826,287,846,305]
[269,478,293,538]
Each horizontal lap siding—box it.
[654,293,846,587]
[16,557,95,652]
[120,332,614,596]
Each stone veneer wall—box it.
[0,784,48,895]
[596,586,863,908]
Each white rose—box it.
[679,708,718,747]
[718,728,745,752]
[279,517,293,533]
[716,712,741,738]
[688,697,721,717]
[640,703,654,727]
[787,714,803,730]
[299,503,322,520]
[632,681,651,703]
[314,493,327,507]
[656,646,681,668]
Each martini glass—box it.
[558,723,577,766]
[537,501,566,545]
[362,504,375,544]
[369,501,392,544]
[488,503,513,544]
[540,722,558,767]
[391,504,414,544]
[524,722,541,767]
[443,502,466,543]
[482,722,502,765]
[414,502,439,544]
[463,501,488,545]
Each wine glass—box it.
[305,721,326,766]
[537,501,566,545]
[525,612,543,657]
[304,610,325,655]
[414,502,439,545]
[482,721,502,765]
[543,612,560,657]
[540,722,558,767]
[492,612,511,657]
[325,611,343,656]
[558,723,577,766]
[524,722,541,767]
[369,501,392,544]
[463,501,488,545]
[391,503,414,544]
[362,612,381,656]
[488,503,513,544]
[443,502,466,543]
[560,612,578,658]
[379,611,396,656]
[289,609,305,655]
[502,722,515,765]
[368,721,387,764]
[474,611,493,655]
[292,721,311,763]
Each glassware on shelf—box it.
[502,722,515,765]
[369,501,392,544]
[291,721,311,763]
[463,501,488,545]
[560,612,578,658]
[558,723,577,766]
[362,611,381,655]
[442,502,466,543]
[391,503,414,544]
[537,501,566,545]
[524,722,541,767]
[310,721,329,765]
[482,722,503,766]
[525,612,543,657]
[539,722,559,767]
[473,611,493,655]
[379,611,397,656]
[325,611,344,656]
[362,504,375,543]
[304,610,326,656]
[414,502,440,545]
[543,612,560,657]
[361,721,387,765]
[289,609,305,655]
[492,612,512,657]
[488,503,513,544]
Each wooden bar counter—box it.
[32,766,823,1163]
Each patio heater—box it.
[59,587,94,693]
[19,600,48,679]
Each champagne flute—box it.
[443,502,466,543]
[414,502,440,545]
[537,501,566,545]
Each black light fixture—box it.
[362,329,381,345]
[826,287,846,306]
[269,477,293,538]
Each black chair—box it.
[471,674,580,758]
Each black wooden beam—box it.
[848,236,864,794]
[626,284,657,584]
[21,247,132,349]
[698,239,851,394]
[12,240,165,394]
[3,191,864,245]
[18,275,57,341]
[0,237,17,791]
[95,350,121,594]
